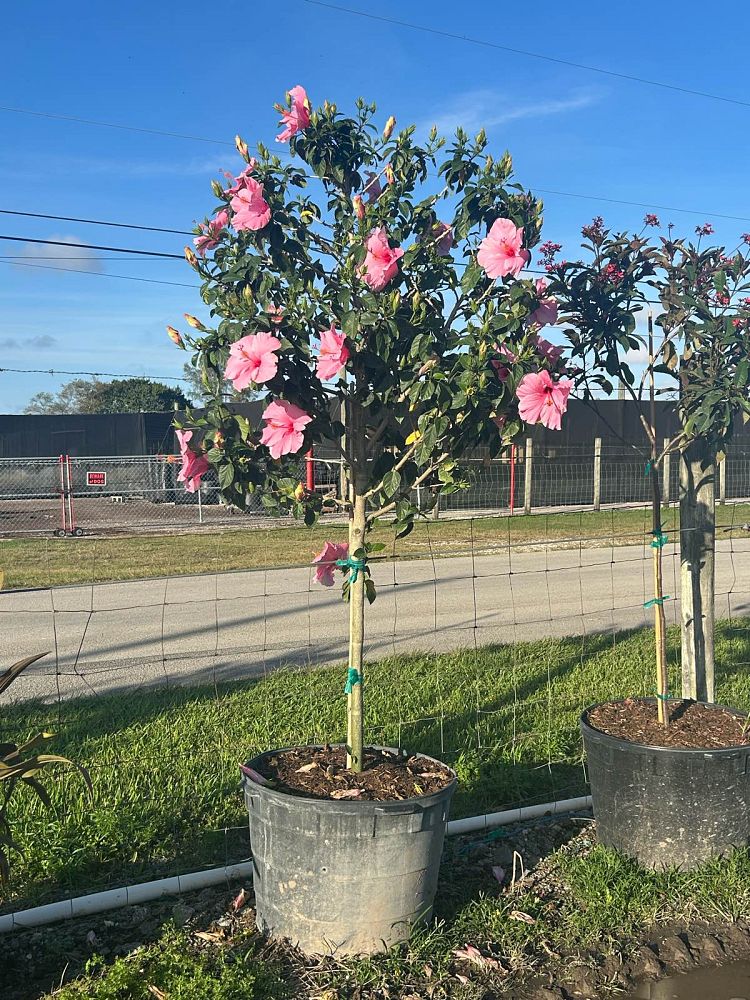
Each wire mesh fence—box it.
[1,444,750,537]
[2,500,750,906]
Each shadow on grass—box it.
[1,619,749,912]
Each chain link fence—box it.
[1,445,749,537]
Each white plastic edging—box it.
[0,861,255,934]
[0,796,592,934]
[445,795,592,837]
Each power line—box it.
[0,255,180,261]
[0,367,190,382]
[300,0,750,111]
[0,105,234,145]
[0,235,183,259]
[0,208,192,236]
[532,188,750,224]
[0,260,199,288]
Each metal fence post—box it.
[662,438,671,506]
[593,438,602,511]
[523,438,533,515]
[719,451,727,504]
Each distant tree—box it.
[181,362,234,403]
[24,378,191,414]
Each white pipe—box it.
[445,794,592,837]
[0,796,592,934]
[0,861,254,934]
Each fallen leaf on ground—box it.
[509,909,536,924]
[331,788,362,799]
[452,944,505,970]
[147,988,167,1000]
[194,930,224,943]
[296,762,318,773]
[231,888,248,911]
[491,865,506,884]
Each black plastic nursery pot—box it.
[581,699,750,869]
[241,744,456,956]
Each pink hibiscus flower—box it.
[477,218,530,279]
[266,304,284,325]
[490,343,517,382]
[361,227,404,292]
[194,209,229,256]
[312,541,349,587]
[516,370,572,432]
[260,400,313,459]
[533,334,564,367]
[316,324,350,381]
[276,85,311,142]
[225,332,281,390]
[175,429,210,493]
[529,278,559,328]
[223,163,257,197]
[230,178,271,231]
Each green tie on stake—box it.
[336,556,367,582]
[344,667,361,694]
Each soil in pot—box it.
[250,745,454,801]
[587,698,750,749]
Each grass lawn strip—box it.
[5,503,750,590]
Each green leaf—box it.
[381,469,402,498]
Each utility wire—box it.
[0,208,193,236]
[0,366,190,382]
[0,105,234,145]
[300,0,750,110]
[0,235,183,259]
[0,259,199,288]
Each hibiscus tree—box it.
[169,90,570,771]
[546,218,750,713]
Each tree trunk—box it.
[346,398,367,772]
[679,437,716,702]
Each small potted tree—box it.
[168,89,571,953]
[547,218,750,868]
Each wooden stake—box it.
[648,316,669,726]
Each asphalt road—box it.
[2,539,749,704]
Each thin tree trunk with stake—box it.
[647,318,669,724]
[346,398,366,772]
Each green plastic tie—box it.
[644,595,671,608]
[650,532,669,549]
[344,667,361,694]
[655,692,670,701]
[644,460,653,476]
[336,556,367,583]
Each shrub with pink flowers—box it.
[169,89,571,769]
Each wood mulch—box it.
[587,698,750,749]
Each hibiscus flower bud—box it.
[235,135,251,161]
[210,179,224,199]
[382,115,396,141]
[213,430,225,450]
[184,313,207,331]
[390,290,401,311]
[353,195,365,220]
[242,285,254,305]
[429,125,438,142]
[384,164,395,186]
[294,482,305,501]
[418,357,437,376]
[476,128,487,145]
[166,326,184,349]
[411,290,421,309]
[184,246,199,269]
[484,154,494,173]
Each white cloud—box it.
[0,334,58,350]
[418,88,600,138]
[11,233,104,274]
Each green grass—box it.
[7,503,750,590]
[2,622,750,999]
[3,619,750,915]
[47,926,289,1000]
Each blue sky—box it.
[1,0,749,412]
